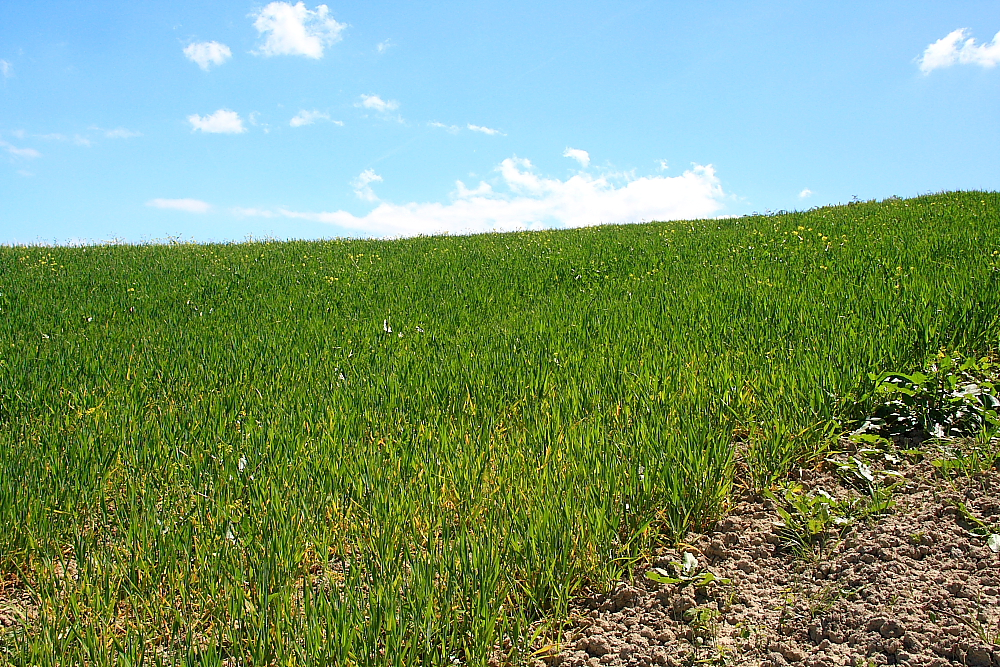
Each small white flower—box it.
[238,455,247,472]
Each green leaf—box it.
[693,572,717,586]
[645,568,682,585]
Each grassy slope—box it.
[0,192,998,664]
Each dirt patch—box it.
[530,448,1000,667]
[0,572,36,637]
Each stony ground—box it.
[529,442,1000,667]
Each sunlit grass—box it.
[1,192,998,664]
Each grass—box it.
[0,192,998,665]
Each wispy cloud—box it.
[232,206,276,218]
[358,94,399,113]
[376,39,393,54]
[0,60,11,78]
[184,41,232,71]
[798,188,813,199]
[289,109,341,127]
[147,198,212,213]
[919,28,1000,74]
[252,2,345,59]
[8,146,41,158]
[351,169,383,202]
[188,109,246,134]
[1,139,41,159]
[429,121,461,133]
[468,123,504,136]
[104,127,142,139]
[36,132,95,146]
[562,147,590,167]
[239,155,727,237]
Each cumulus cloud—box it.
[188,109,246,134]
[184,41,232,70]
[0,60,11,78]
[239,155,727,237]
[919,28,1000,73]
[146,198,212,213]
[799,188,813,199]
[468,123,504,136]
[358,94,399,113]
[563,147,590,167]
[252,2,345,59]
[290,109,340,127]
[377,39,393,54]
[352,169,383,202]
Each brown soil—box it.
[0,573,34,634]
[530,446,1000,667]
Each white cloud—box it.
[183,41,232,71]
[798,188,813,199]
[919,28,1000,73]
[232,206,277,218]
[0,60,11,78]
[240,155,727,237]
[563,147,590,167]
[188,109,246,134]
[290,109,338,127]
[376,39,393,54]
[352,169,383,202]
[252,2,345,59]
[73,135,92,147]
[104,127,142,139]
[657,159,669,171]
[468,123,504,136]
[1,139,41,158]
[146,198,212,213]
[429,121,461,133]
[358,94,399,113]
[9,147,41,158]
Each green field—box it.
[1,192,998,665]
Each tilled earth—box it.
[531,450,1000,667]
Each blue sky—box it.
[1,1,999,244]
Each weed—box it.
[646,552,730,589]
[765,482,894,560]
[853,350,1000,441]
[950,500,1000,552]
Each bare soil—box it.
[530,446,1000,667]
